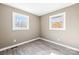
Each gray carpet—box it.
[0,39,79,55]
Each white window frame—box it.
[49,12,66,30]
[12,12,29,30]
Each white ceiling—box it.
[4,3,74,16]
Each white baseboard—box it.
[0,37,79,52]
[0,37,40,52]
[40,37,79,51]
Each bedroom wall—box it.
[40,4,79,49]
[0,3,79,50]
[0,4,40,49]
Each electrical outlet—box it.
[13,40,16,42]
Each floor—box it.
[0,39,79,55]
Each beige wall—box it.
[0,4,40,49]
[40,4,79,49]
[0,3,79,49]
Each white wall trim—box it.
[0,37,40,52]
[40,37,79,51]
[0,37,79,52]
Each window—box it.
[13,12,29,30]
[49,12,66,30]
